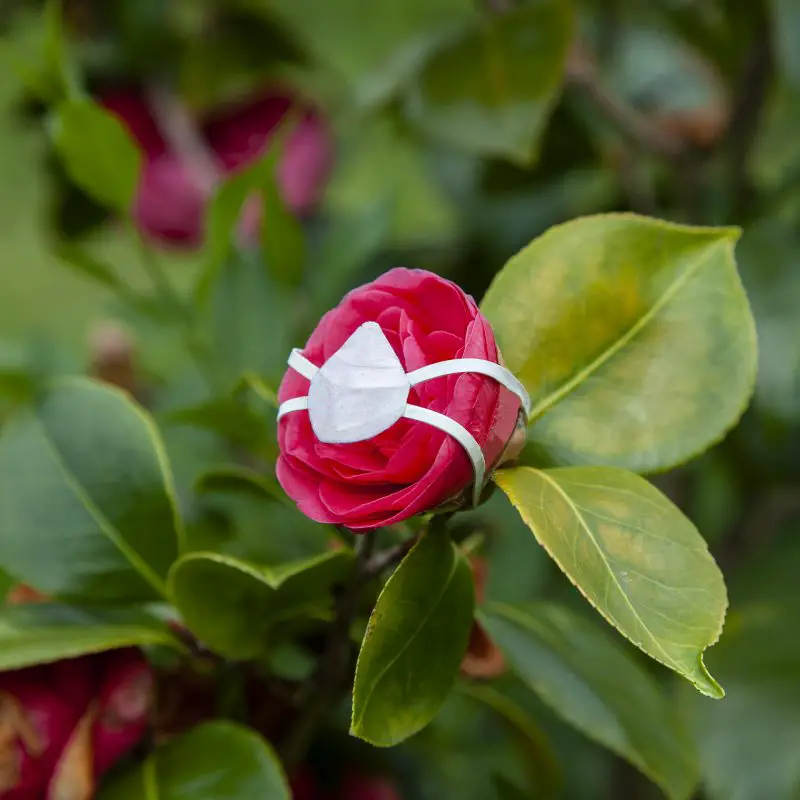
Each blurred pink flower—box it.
[0,649,153,799]
[100,89,333,249]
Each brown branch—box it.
[566,53,690,163]
[278,532,376,771]
[363,537,416,579]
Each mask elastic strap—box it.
[278,348,530,506]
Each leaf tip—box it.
[692,655,725,699]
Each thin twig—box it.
[278,533,376,771]
[566,54,689,163]
[363,537,416,579]
[720,26,774,217]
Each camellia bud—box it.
[276,269,529,529]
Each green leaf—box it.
[263,0,477,106]
[99,721,290,800]
[0,603,184,671]
[195,465,284,504]
[351,530,475,746]
[0,379,182,602]
[310,202,392,315]
[771,0,800,88]
[682,540,800,800]
[200,172,261,300]
[52,100,142,212]
[407,1,572,163]
[168,550,352,659]
[163,395,276,456]
[54,242,128,293]
[682,610,800,800]
[260,148,306,288]
[459,683,562,798]
[493,466,726,698]
[483,603,698,800]
[0,342,37,403]
[199,117,300,299]
[42,0,79,100]
[481,214,756,472]
[204,250,292,388]
[326,116,457,247]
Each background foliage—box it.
[0,1,795,798]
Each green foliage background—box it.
[0,1,796,799]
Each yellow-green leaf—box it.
[481,214,757,472]
[494,465,727,697]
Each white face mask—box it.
[278,322,531,505]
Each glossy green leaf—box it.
[52,100,142,211]
[264,0,477,106]
[194,465,284,504]
[168,549,352,659]
[483,603,698,800]
[99,721,290,800]
[0,603,183,671]
[494,466,726,697]
[481,214,756,472]
[0,379,182,602]
[351,530,475,746]
[407,1,572,163]
[459,683,562,797]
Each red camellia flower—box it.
[0,649,153,799]
[100,88,332,248]
[277,268,523,529]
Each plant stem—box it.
[278,533,377,772]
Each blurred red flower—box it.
[0,648,154,799]
[100,88,332,249]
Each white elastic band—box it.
[288,349,318,381]
[278,342,529,507]
[276,396,309,421]
[407,359,531,417]
[402,404,485,506]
